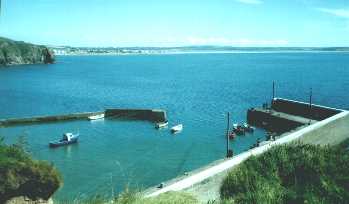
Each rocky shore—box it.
[0,37,55,66]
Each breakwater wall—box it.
[0,109,167,127]
[272,98,342,120]
[247,108,306,133]
[105,109,167,122]
[247,98,344,133]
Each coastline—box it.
[54,50,349,57]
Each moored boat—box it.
[49,133,79,148]
[242,122,255,132]
[155,120,168,129]
[171,124,183,133]
[233,123,245,135]
[88,113,105,120]
[229,131,236,139]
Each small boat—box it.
[233,123,245,135]
[157,182,165,189]
[229,131,236,139]
[242,122,255,133]
[171,124,183,133]
[266,132,276,141]
[155,120,168,129]
[49,133,79,148]
[250,138,261,149]
[88,113,105,121]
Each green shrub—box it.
[0,136,62,202]
[220,143,349,203]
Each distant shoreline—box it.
[54,50,349,56]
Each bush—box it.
[0,136,62,202]
[220,143,349,203]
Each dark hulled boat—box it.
[49,133,79,148]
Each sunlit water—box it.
[1,52,349,200]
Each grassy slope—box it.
[220,143,349,203]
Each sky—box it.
[0,0,349,47]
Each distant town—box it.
[49,46,349,55]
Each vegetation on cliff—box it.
[0,37,55,66]
[0,136,62,203]
[220,143,349,203]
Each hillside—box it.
[0,37,55,66]
[220,143,349,203]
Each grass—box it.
[220,142,349,203]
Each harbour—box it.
[145,97,349,200]
[1,53,349,200]
[2,0,349,202]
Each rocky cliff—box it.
[0,37,55,66]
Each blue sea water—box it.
[0,52,349,200]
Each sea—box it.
[1,52,349,200]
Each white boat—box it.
[88,113,105,120]
[243,122,255,132]
[155,121,168,129]
[171,124,183,133]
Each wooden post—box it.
[309,88,313,122]
[110,173,114,199]
[272,81,275,106]
[226,112,230,158]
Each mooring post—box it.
[226,112,233,158]
[226,112,230,158]
[272,81,275,106]
[110,173,114,200]
[309,88,313,124]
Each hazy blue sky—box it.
[0,0,349,47]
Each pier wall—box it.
[0,111,104,127]
[248,98,344,133]
[247,108,304,133]
[0,109,167,127]
[105,109,167,122]
[272,98,342,120]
